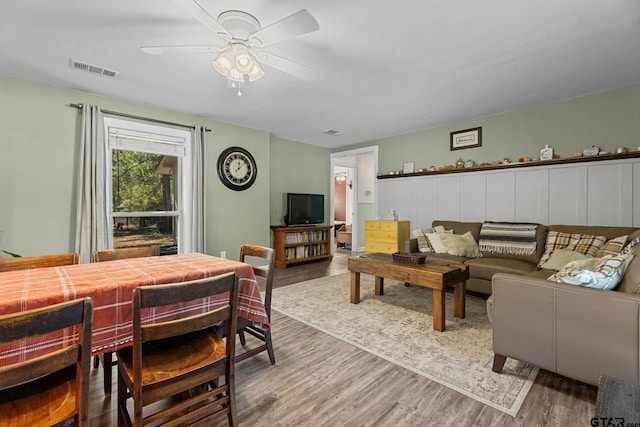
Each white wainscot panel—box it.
[587,163,633,226]
[515,168,549,224]
[486,171,516,221]
[377,180,396,218]
[413,177,439,228]
[460,173,486,222]
[548,166,588,225]
[436,175,462,221]
[394,178,418,225]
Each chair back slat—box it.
[0,253,79,272]
[141,307,231,343]
[92,246,160,262]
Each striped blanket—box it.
[479,222,539,255]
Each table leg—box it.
[453,281,466,319]
[350,271,360,304]
[375,276,384,295]
[432,289,445,332]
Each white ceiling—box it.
[1,1,639,148]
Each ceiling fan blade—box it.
[172,0,230,41]
[141,45,224,55]
[250,9,319,47]
[256,51,316,82]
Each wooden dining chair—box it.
[0,252,79,272]
[91,245,160,262]
[0,297,93,427]
[236,244,276,364]
[116,272,239,426]
[91,245,160,396]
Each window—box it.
[104,118,192,253]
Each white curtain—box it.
[74,104,109,263]
[191,126,206,253]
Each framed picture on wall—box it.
[402,162,415,173]
[450,127,482,150]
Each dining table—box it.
[0,252,269,367]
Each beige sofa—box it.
[410,220,640,386]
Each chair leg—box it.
[94,354,100,368]
[102,352,113,396]
[265,330,276,365]
[238,329,246,346]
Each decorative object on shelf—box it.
[402,162,415,173]
[583,145,600,156]
[450,127,482,150]
[573,151,583,158]
[464,160,475,168]
[430,165,436,171]
[503,158,511,164]
[455,158,465,168]
[392,252,426,264]
[616,147,629,154]
[383,209,398,221]
[540,144,554,161]
[217,146,257,191]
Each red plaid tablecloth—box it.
[0,253,268,366]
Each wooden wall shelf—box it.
[377,151,640,179]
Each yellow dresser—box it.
[364,220,410,254]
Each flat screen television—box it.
[285,193,325,226]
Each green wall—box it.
[269,136,331,228]
[338,83,640,174]
[0,75,311,260]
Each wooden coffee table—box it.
[348,253,469,332]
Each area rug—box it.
[270,273,538,416]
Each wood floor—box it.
[88,248,598,426]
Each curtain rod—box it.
[68,103,211,132]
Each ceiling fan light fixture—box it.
[212,49,235,77]
[234,46,254,73]
[248,63,265,82]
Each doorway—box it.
[330,146,378,253]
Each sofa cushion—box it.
[438,231,482,258]
[539,249,592,271]
[538,231,606,267]
[465,257,539,281]
[548,253,634,290]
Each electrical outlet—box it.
[220,250,226,259]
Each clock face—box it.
[217,146,257,191]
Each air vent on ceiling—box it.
[322,129,344,136]
[70,59,119,78]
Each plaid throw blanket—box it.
[479,222,538,255]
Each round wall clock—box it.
[217,146,257,191]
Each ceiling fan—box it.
[142,0,320,94]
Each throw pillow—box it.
[563,256,608,271]
[621,236,640,255]
[547,253,634,290]
[539,249,591,271]
[595,235,627,257]
[411,226,445,253]
[538,231,606,267]
[425,233,448,254]
[438,231,482,258]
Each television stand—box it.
[271,225,333,269]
